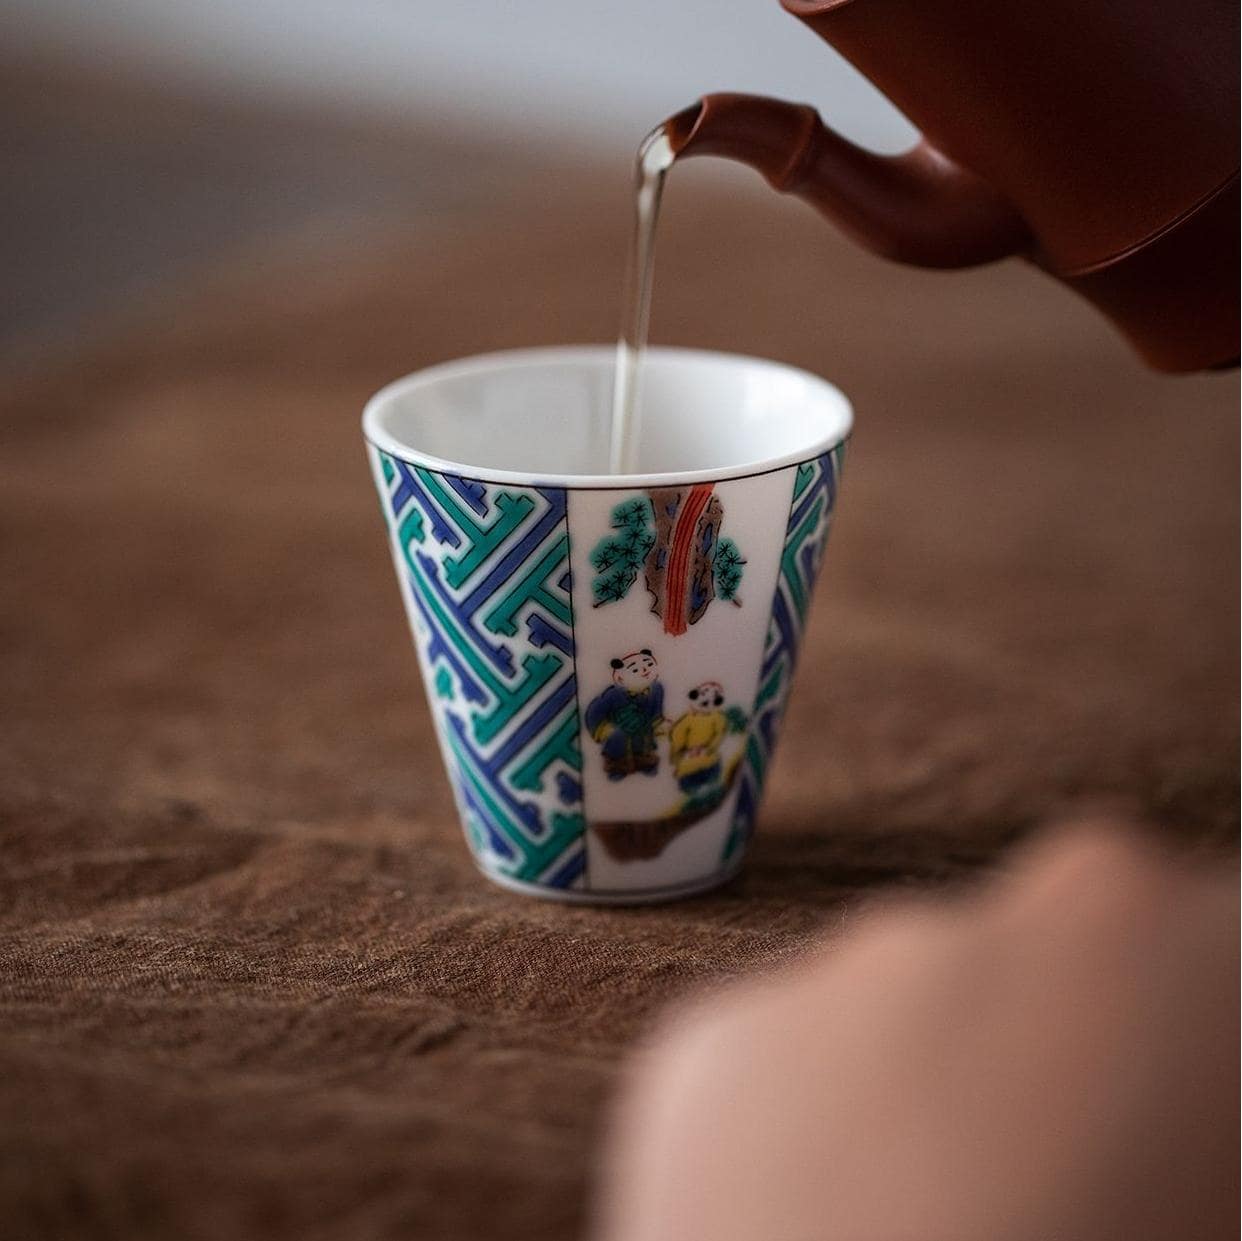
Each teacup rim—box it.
[361,344,853,490]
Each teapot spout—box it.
[668,93,1030,270]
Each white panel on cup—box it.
[568,464,797,894]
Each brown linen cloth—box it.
[0,173,1236,1241]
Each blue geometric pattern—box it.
[723,444,847,861]
[374,450,586,888]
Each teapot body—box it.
[787,0,1238,273]
[675,1,1240,370]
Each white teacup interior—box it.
[363,346,851,482]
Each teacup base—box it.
[477,854,745,906]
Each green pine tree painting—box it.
[590,491,747,616]
[590,497,656,606]
[714,537,745,603]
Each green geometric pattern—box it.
[374,449,586,889]
[723,443,847,861]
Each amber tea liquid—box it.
[609,123,676,475]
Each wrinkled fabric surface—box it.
[0,174,1236,1241]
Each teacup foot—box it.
[476,855,745,906]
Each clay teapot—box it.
[667,0,1239,372]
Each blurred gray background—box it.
[0,0,915,353]
[2,0,913,150]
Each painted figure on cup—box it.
[669,680,726,795]
[669,681,749,805]
[591,676,751,863]
[585,648,667,780]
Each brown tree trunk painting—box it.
[644,484,724,635]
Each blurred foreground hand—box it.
[597,824,1238,1241]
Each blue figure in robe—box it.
[585,648,666,780]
